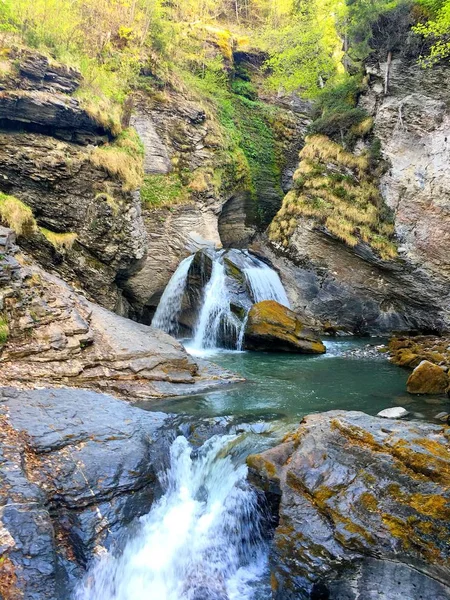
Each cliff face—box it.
[264,56,450,335]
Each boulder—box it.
[407,360,449,395]
[0,386,170,598]
[244,300,326,354]
[248,411,450,599]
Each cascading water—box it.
[244,264,290,308]
[152,255,194,336]
[152,249,291,352]
[190,258,241,352]
[75,435,269,600]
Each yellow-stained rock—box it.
[244,300,326,354]
[407,360,449,395]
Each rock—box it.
[377,407,409,419]
[0,386,170,597]
[0,90,110,142]
[248,411,450,599]
[244,300,326,353]
[407,360,449,395]
[0,235,240,398]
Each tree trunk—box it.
[384,50,392,96]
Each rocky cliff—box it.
[0,227,238,399]
[264,56,450,335]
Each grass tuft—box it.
[0,315,8,344]
[89,128,144,191]
[0,193,36,237]
[39,227,77,250]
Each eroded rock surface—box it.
[407,360,449,395]
[0,386,170,598]
[244,300,326,354]
[248,411,450,599]
[0,228,239,398]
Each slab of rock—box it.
[0,386,171,598]
[377,407,409,419]
[248,411,450,599]
[244,300,326,353]
[0,236,240,399]
[407,360,449,395]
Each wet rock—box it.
[244,300,326,354]
[248,411,450,600]
[407,360,449,395]
[0,387,170,598]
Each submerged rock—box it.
[407,360,449,395]
[244,300,326,354]
[248,410,450,599]
[377,407,409,419]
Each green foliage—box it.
[0,314,8,345]
[309,76,369,142]
[140,173,188,207]
[414,0,450,64]
[262,0,346,96]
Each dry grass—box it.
[0,193,36,237]
[39,227,77,250]
[90,128,144,191]
[301,134,369,174]
[269,133,397,260]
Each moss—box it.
[0,192,37,237]
[246,454,278,478]
[141,173,189,208]
[0,314,9,344]
[39,227,77,251]
[360,491,378,512]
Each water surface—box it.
[145,339,449,423]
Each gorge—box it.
[0,0,449,599]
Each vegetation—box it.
[89,128,144,191]
[414,0,450,64]
[269,134,397,259]
[0,193,36,237]
[140,173,189,207]
[0,315,8,345]
[39,228,78,251]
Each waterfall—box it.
[190,259,241,351]
[152,255,194,336]
[152,249,291,352]
[75,435,269,600]
[244,264,290,308]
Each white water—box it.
[244,266,290,308]
[189,259,241,351]
[152,249,291,351]
[152,256,194,336]
[76,435,268,600]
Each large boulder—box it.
[407,360,449,395]
[248,411,450,600]
[244,300,326,353]
[0,386,170,598]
